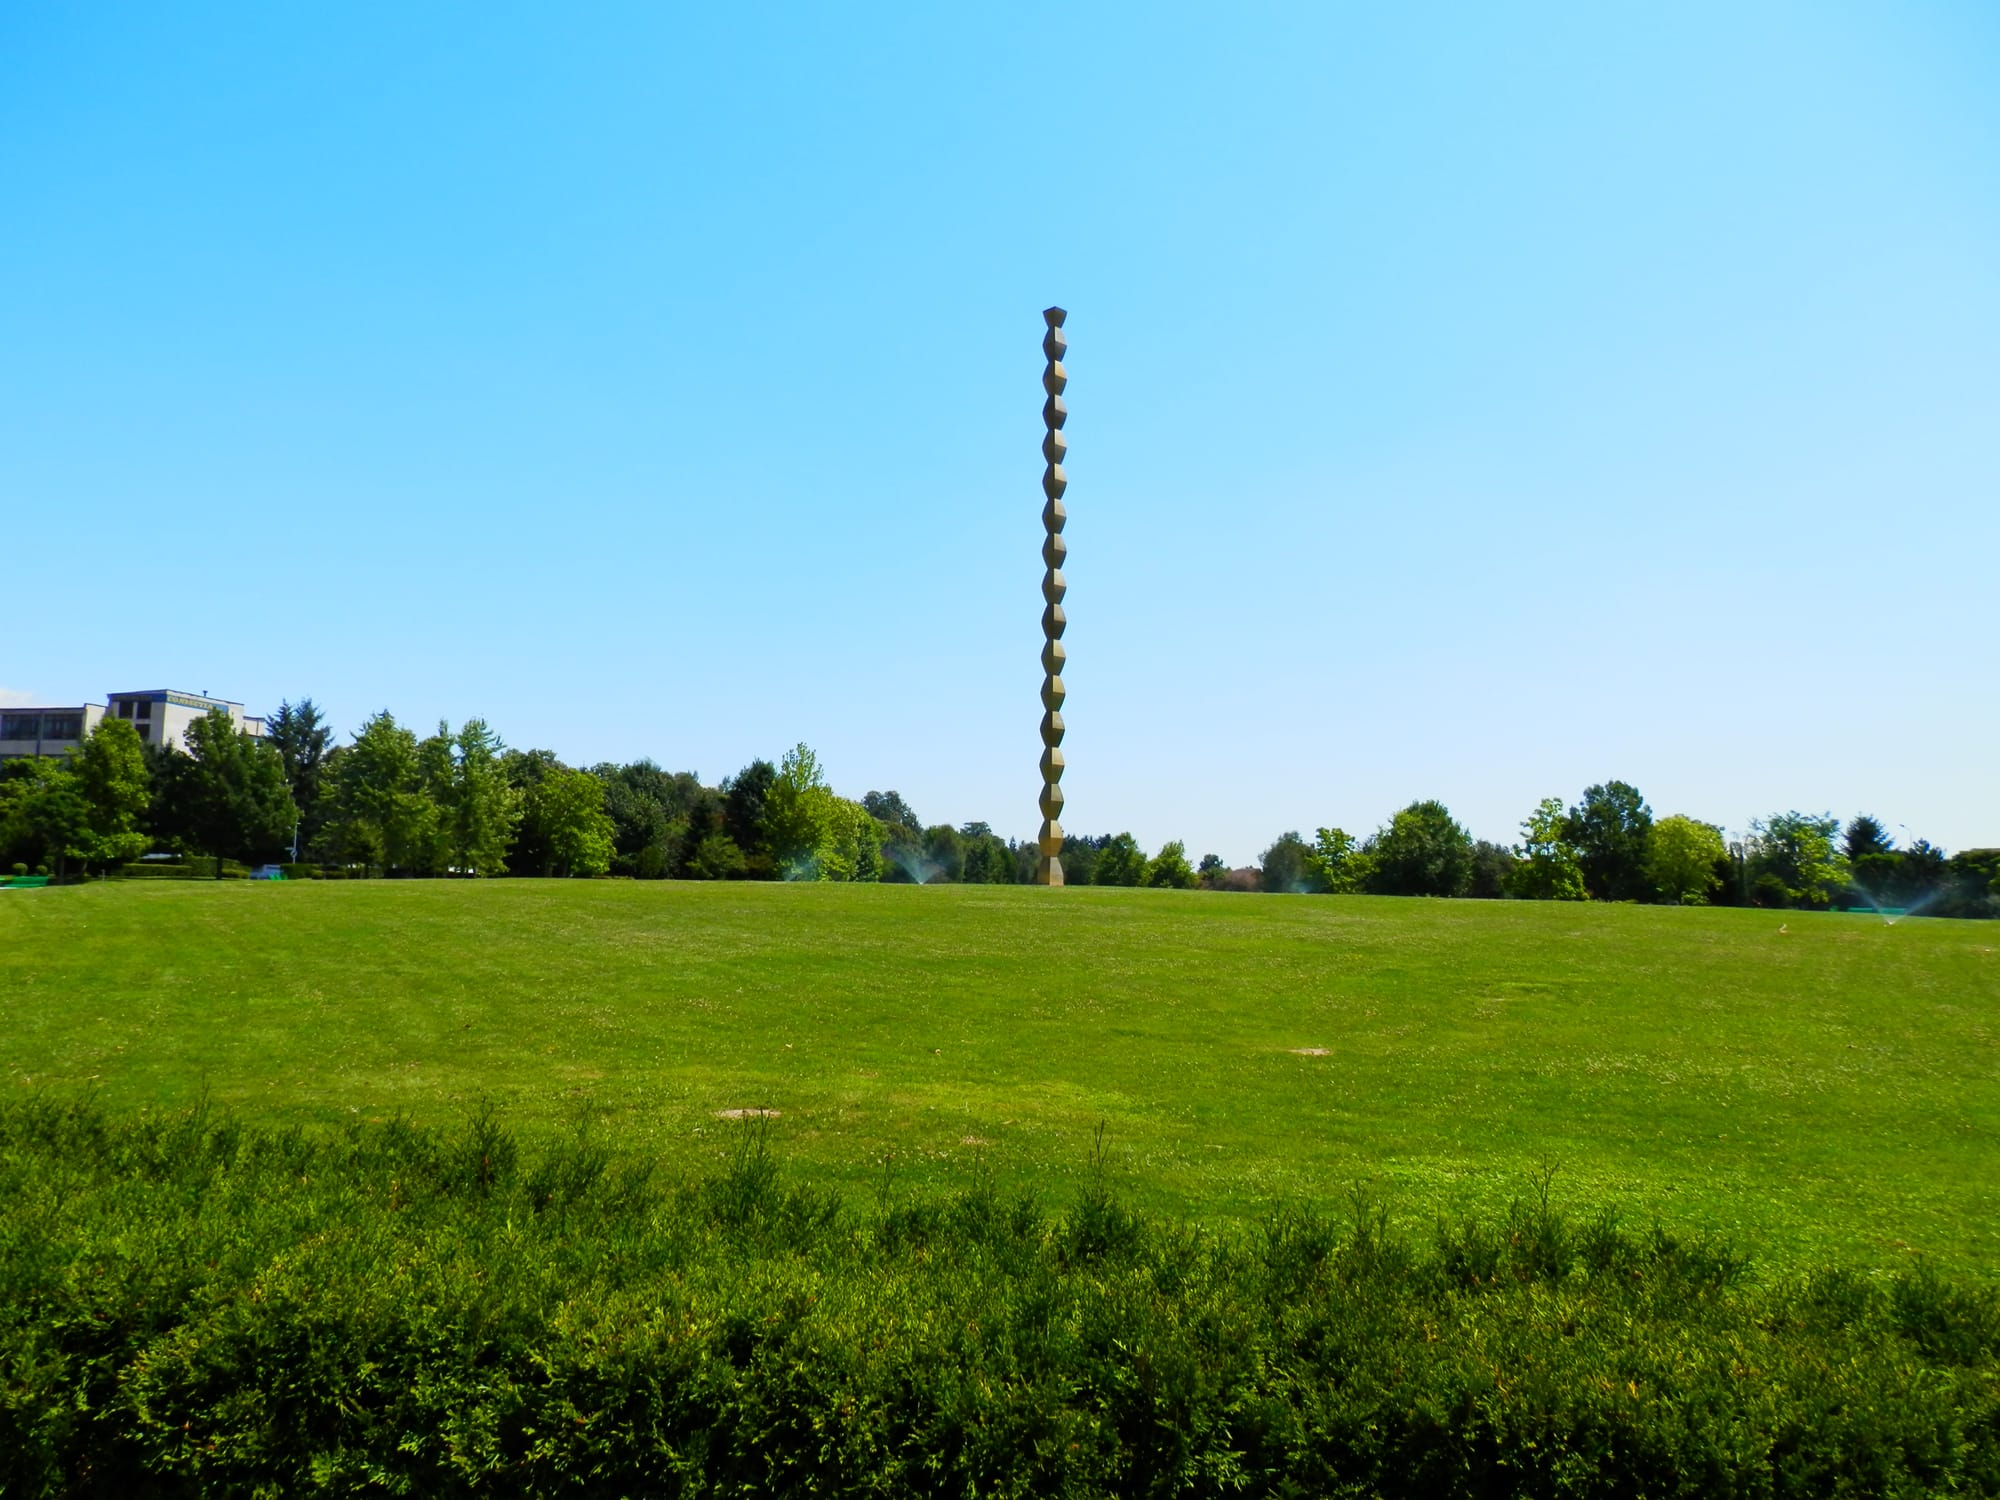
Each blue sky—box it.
[4,2,1995,862]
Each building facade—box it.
[0,690,266,760]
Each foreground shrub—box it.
[1,1100,1995,1497]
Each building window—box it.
[118,701,134,718]
[44,715,82,741]
[136,722,151,742]
[1,713,37,740]
[136,701,152,719]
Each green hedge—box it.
[2,1101,1996,1497]
[115,862,196,879]
[279,862,319,880]
[177,857,250,879]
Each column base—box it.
[1034,856,1065,887]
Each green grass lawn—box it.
[4,879,1996,1270]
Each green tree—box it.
[594,760,703,878]
[521,766,614,877]
[761,743,841,879]
[327,712,438,874]
[415,726,458,874]
[1305,827,1367,893]
[184,708,299,870]
[1507,796,1586,901]
[1093,832,1147,887]
[1748,811,1846,909]
[1196,852,1228,888]
[265,699,332,851]
[1565,781,1654,902]
[1467,840,1516,899]
[0,759,91,875]
[685,830,748,880]
[959,822,1016,885]
[1144,839,1196,889]
[823,798,885,883]
[861,790,920,830]
[1364,800,1474,897]
[1648,814,1727,904]
[419,720,519,876]
[1843,814,1894,864]
[1057,833,1104,887]
[922,824,967,883]
[722,759,778,879]
[1259,831,1317,894]
[73,718,153,869]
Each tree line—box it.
[2,708,1992,917]
[1258,783,1997,919]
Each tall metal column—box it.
[1035,306,1068,886]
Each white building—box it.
[0,689,267,760]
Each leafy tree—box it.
[1648,814,1727,904]
[596,765,672,877]
[1305,827,1366,893]
[1364,800,1473,897]
[823,799,884,883]
[877,822,928,882]
[73,718,153,869]
[1467,840,1516,899]
[1848,849,1905,905]
[1010,838,1039,884]
[862,790,920,830]
[139,741,199,855]
[416,719,520,876]
[1196,852,1228,888]
[1058,833,1106,887]
[1259,831,1317,894]
[960,822,1016,885]
[521,766,614,877]
[1898,839,1950,907]
[1093,833,1147,887]
[499,749,566,875]
[1144,839,1196,889]
[1507,796,1586,901]
[1565,781,1654,902]
[1747,811,1846,909]
[0,758,91,875]
[685,831,748,880]
[1940,849,2000,919]
[1843,814,1894,865]
[594,760,709,878]
[722,759,777,879]
[762,743,840,878]
[265,700,332,851]
[415,727,458,874]
[922,824,967,884]
[328,712,438,874]
[183,708,299,870]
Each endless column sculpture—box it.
[1036,306,1069,886]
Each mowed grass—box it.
[4,879,1996,1269]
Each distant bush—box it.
[179,857,251,879]
[279,862,318,880]
[1,1100,1995,1496]
[116,863,198,880]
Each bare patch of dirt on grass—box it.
[1289,1047,1330,1057]
[714,1107,781,1120]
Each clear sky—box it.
[4,2,1995,863]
